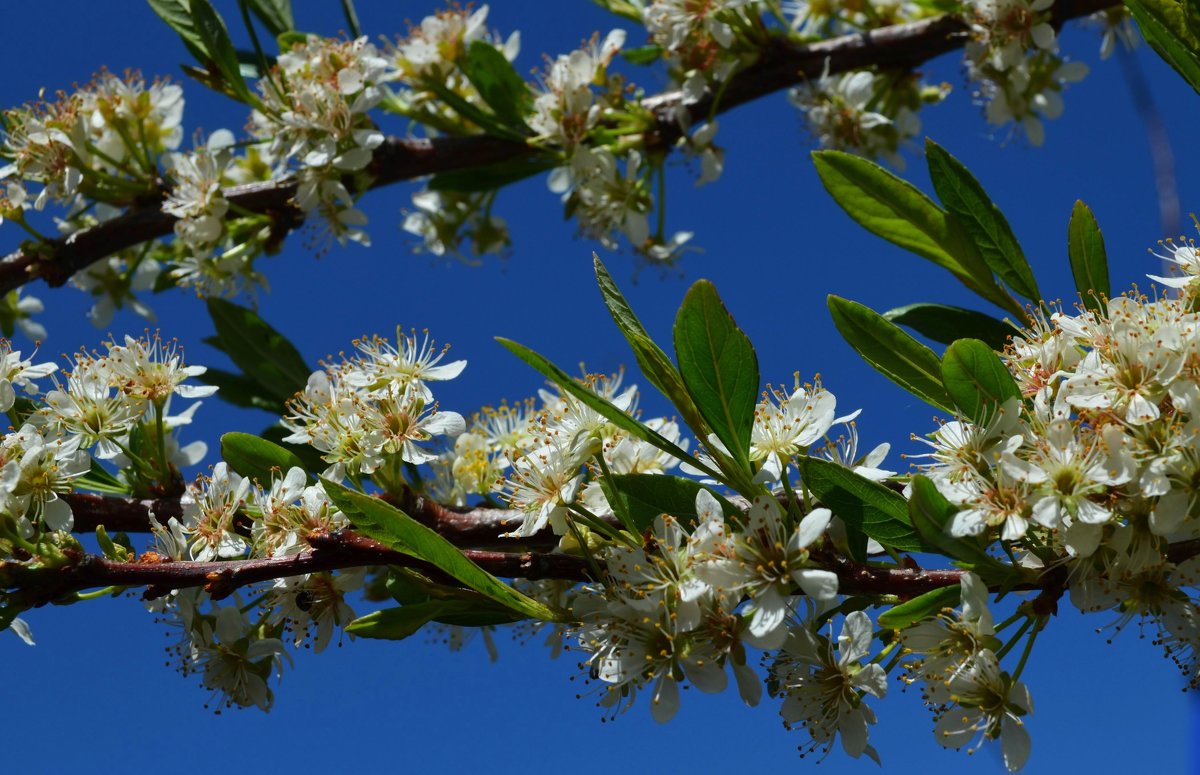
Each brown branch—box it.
[0,528,593,607]
[0,0,1116,295]
[63,490,604,550]
[2,527,986,607]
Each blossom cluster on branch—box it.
[3,0,1198,769]
[0,0,1117,338]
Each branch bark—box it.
[2,527,989,607]
[0,0,1115,295]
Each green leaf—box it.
[1067,200,1110,313]
[199,368,286,413]
[220,432,308,484]
[828,296,954,413]
[926,139,1040,302]
[606,474,739,533]
[593,256,706,438]
[907,476,1000,569]
[622,44,663,64]
[258,424,328,475]
[1127,0,1200,94]
[429,157,556,193]
[190,0,256,103]
[322,479,557,621]
[206,298,311,404]
[877,585,962,629]
[800,457,922,553]
[940,339,1021,425]
[673,280,759,472]
[147,0,209,61]
[245,0,293,36]
[883,303,1016,351]
[813,151,992,289]
[347,599,523,640]
[496,338,709,477]
[462,41,531,130]
[423,78,525,141]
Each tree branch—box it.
[0,0,1115,296]
[2,527,993,607]
[0,529,593,607]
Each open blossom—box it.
[42,353,141,459]
[253,466,347,557]
[0,424,89,532]
[530,30,625,150]
[792,69,930,166]
[0,339,56,412]
[693,496,838,648]
[934,649,1034,772]
[105,332,217,404]
[71,256,160,328]
[283,329,466,479]
[750,376,836,483]
[770,612,888,763]
[268,569,363,652]
[342,327,466,402]
[183,462,251,561]
[163,129,235,253]
[3,70,183,209]
[572,490,761,722]
[497,435,584,537]
[901,572,997,698]
[193,604,290,711]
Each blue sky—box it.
[0,3,1198,773]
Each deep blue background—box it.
[1,3,1197,772]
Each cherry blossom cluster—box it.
[916,259,1200,690]
[962,0,1089,144]
[0,333,213,538]
[146,463,366,710]
[282,327,466,482]
[0,0,1124,336]
[899,572,1033,771]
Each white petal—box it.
[795,507,831,547]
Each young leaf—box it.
[877,585,962,629]
[462,41,531,131]
[1127,0,1200,94]
[347,599,523,640]
[940,339,1021,425]
[622,44,663,64]
[190,0,256,104]
[206,298,311,404]
[221,432,308,484]
[422,78,526,142]
[673,280,759,472]
[883,303,1016,351]
[497,338,712,477]
[827,296,954,414]
[908,476,1006,569]
[606,474,740,533]
[1067,200,1110,312]
[594,256,706,438]
[322,479,558,621]
[813,151,992,288]
[926,139,1041,302]
[801,458,921,553]
[246,0,294,36]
